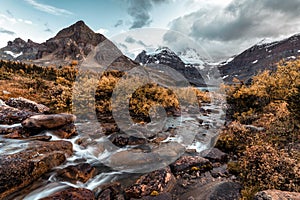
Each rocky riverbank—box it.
[0,97,299,200]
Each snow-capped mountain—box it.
[135,47,207,86]
[219,33,300,84]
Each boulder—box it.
[0,105,35,125]
[170,156,212,175]
[56,163,96,183]
[179,181,242,200]
[6,97,50,113]
[95,182,124,200]
[254,190,300,200]
[0,140,73,199]
[22,113,76,130]
[125,167,176,199]
[39,188,95,200]
[201,148,228,163]
[50,123,77,139]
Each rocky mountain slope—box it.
[0,21,137,68]
[135,47,207,87]
[219,34,300,84]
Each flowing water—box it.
[0,92,226,200]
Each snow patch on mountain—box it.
[4,51,23,58]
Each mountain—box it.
[135,47,207,86]
[219,34,300,84]
[0,20,137,69]
[0,38,41,61]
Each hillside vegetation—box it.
[0,60,209,121]
[217,60,300,199]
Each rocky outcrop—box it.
[0,140,73,199]
[254,190,300,200]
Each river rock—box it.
[6,97,50,113]
[254,190,300,200]
[0,105,35,124]
[130,193,172,200]
[96,182,124,200]
[49,123,77,139]
[22,113,76,130]
[57,163,96,183]
[179,181,242,200]
[109,133,147,147]
[201,148,228,163]
[170,156,212,175]
[40,188,95,200]
[0,140,73,199]
[125,167,176,199]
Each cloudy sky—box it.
[1,0,300,61]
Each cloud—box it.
[125,36,147,47]
[6,10,13,18]
[25,0,73,16]
[0,28,15,35]
[114,20,123,27]
[127,0,170,29]
[96,28,109,35]
[165,0,300,59]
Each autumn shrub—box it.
[219,59,300,199]
[240,144,300,199]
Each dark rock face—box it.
[49,123,77,139]
[39,188,95,200]
[219,34,300,84]
[170,156,212,175]
[57,163,96,183]
[6,97,50,113]
[254,190,300,200]
[0,140,73,199]
[135,47,207,86]
[21,113,76,130]
[125,167,176,198]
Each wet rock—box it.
[254,190,300,200]
[0,141,72,199]
[21,135,52,141]
[201,148,228,163]
[109,133,147,147]
[57,163,96,183]
[170,156,212,175]
[40,188,95,200]
[6,97,50,113]
[95,182,124,200]
[125,167,176,199]
[50,123,77,139]
[0,124,23,135]
[106,143,185,172]
[0,105,35,125]
[22,113,76,130]
[130,193,172,200]
[180,181,242,200]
